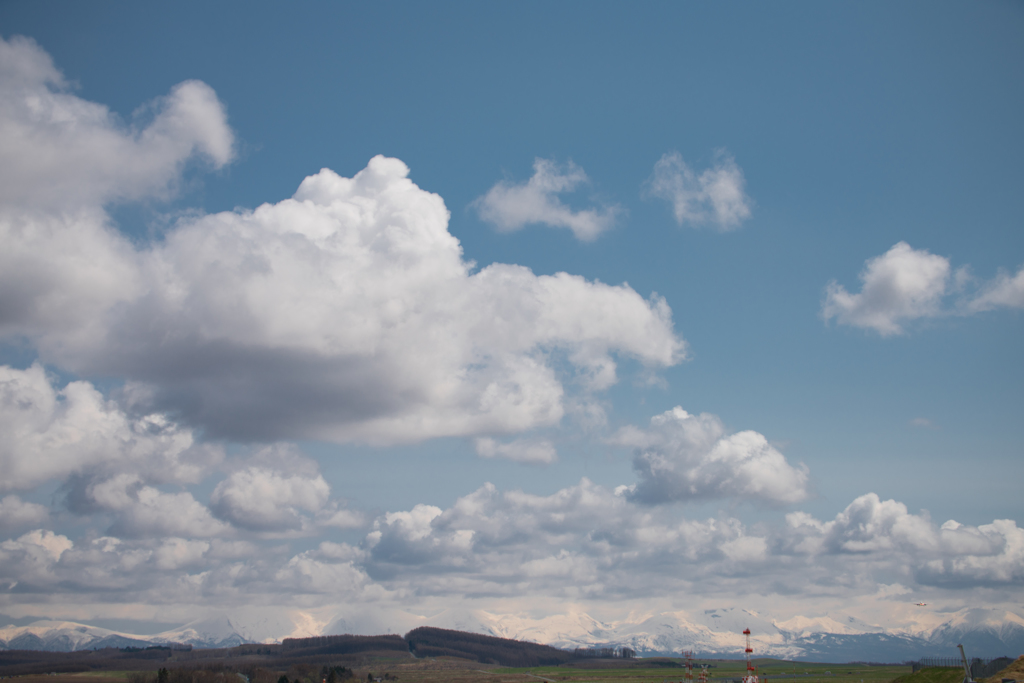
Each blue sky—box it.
[0,1,1021,639]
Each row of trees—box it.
[572,647,636,659]
[280,635,409,658]
[404,627,575,667]
[1,626,644,674]
[125,663,357,683]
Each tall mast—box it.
[742,628,757,683]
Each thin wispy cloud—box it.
[473,158,622,241]
[968,265,1024,312]
[645,151,752,230]
[474,437,558,465]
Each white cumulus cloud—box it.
[0,209,142,344]
[823,243,1024,336]
[0,484,1018,615]
[0,364,221,492]
[105,484,230,539]
[0,495,49,530]
[315,504,367,530]
[211,465,330,533]
[822,242,951,336]
[208,444,359,534]
[0,529,72,589]
[0,36,233,212]
[645,151,752,230]
[784,493,1024,587]
[0,38,685,445]
[473,158,622,241]
[613,407,809,505]
[362,478,775,598]
[6,156,683,444]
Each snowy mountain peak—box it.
[774,615,884,638]
[0,619,152,652]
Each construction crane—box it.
[957,644,975,683]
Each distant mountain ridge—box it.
[0,618,244,653]
[450,607,1024,661]
[2,607,1021,662]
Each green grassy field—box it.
[485,659,911,683]
[9,675,131,683]
[4,657,922,683]
[889,669,964,683]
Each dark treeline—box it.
[280,635,408,658]
[404,626,574,667]
[130,661,355,683]
[0,647,195,676]
[0,626,636,674]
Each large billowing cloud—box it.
[613,407,809,505]
[0,33,226,348]
[784,493,1024,587]
[211,446,332,533]
[645,151,752,230]
[0,45,685,444]
[3,155,684,443]
[0,365,363,540]
[473,158,622,241]
[0,364,220,492]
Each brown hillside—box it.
[984,655,1024,683]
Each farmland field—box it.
[342,657,912,683]
[0,657,918,683]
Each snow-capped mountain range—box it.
[467,607,1024,661]
[2,607,1022,662]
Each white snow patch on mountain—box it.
[774,615,885,638]
[0,620,126,649]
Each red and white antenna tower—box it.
[683,650,695,682]
[742,629,758,683]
